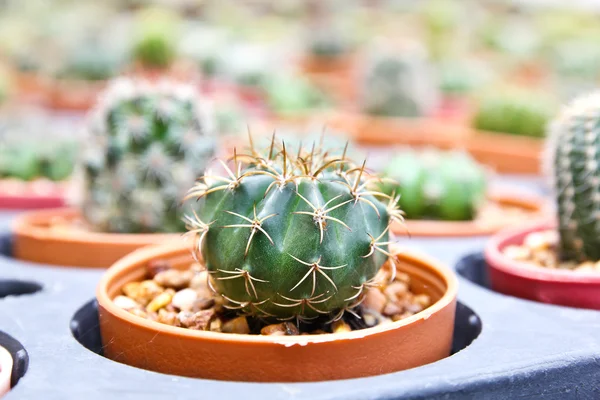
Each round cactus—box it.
[380,149,487,221]
[83,77,216,233]
[546,92,600,262]
[186,134,402,321]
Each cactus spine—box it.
[83,77,216,233]
[547,92,600,262]
[186,134,402,321]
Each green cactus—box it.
[82,77,216,234]
[546,92,600,262]
[264,74,330,117]
[57,39,124,81]
[131,7,179,70]
[473,87,556,137]
[361,47,439,118]
[186,134,402,321]
[380,149,487,221]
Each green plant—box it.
[361,47,439,118]
[473,88,556,137]
[82,77,216,234]
[379,149,487,221]
[546,92,600,262]
[131,7,179,70]
[57,40,124,81]
[264,74,330,116]
[185,134,402,321]
[307,25,349,59]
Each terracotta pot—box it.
[47,79,106,111]
[464,130,543,174]
[300,55,357,106]
[12,208,178,268]
[394,191,548,237]
[97,242,458,382]
[0,345,12,397]
[0,179,68,210]
[12,70,50,104]
[354,114,470,147]
[485,221,600,310]
[433,96,474,126]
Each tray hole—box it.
[0,331,29,388]
[455,252,491,289]
[0,280,42,299]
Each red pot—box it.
[484,222,600,310]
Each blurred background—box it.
[0,0,599,197]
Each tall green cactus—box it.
[186,135,402,321]
[547,92,600,262]
[83,77,216,233]
[380,149,487,221]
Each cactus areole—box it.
[186,135,403,321]
[547,93,600,262]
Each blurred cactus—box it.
[57,39,125,81]
[264,74,329,116]
[361,45,439,118]
[473,87,556,137]
[546,92,600,262]
[131,7,179,70]
[82,77,216,233]
[380,149,487,221]
[186,133,401,320]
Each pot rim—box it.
[12,207,177,246]
[485,220,600,283]
[394,189,548,237]
[97,242,458,345]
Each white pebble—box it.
[113,295,139,310]
[171,288,198,311]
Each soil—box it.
[502,230,600,272]
[112,259,433,335]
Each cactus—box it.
[380,149,487,221]
[131,7,179,70]
[361,46,439,118]
[546,92,600,262]
[82,77,216,234]
[264,74,330,116]
[185,134,402,321]
[473,87,556,137]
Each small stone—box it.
[595,261,600,271]
[260,322,299,336]
[503,245,531,261]
[171,288,198,311]
[157,309,178,326]
[384,281,408,301]
[382,302,403,316]
[362,311,379,327]
[395,272,410,283]
[209,318,222,332]
[122,282,141,298]
[332,320,352,333]
[533,249,558,268]
[524,232,551,251]
[136,280,164,306]
[392,311,415,321]
[310,329,327,335]
[362,288,386,313]
[146,291,174,312]
[190,270,212,299]
[128,308,148,318]
[113,295,139,310]
[146,259,172,278]
[191,298,216,312]
[154,269,194,289]
[178,309,215,330]
[404,302,425,314]
[413,294,431,309]
[575,262,596,272]
[221,316,250,334]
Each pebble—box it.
[190,270,212,299]
[136,280,164,306]
[157,309,178,326]
[122,282,141,299]
[221,316,250,334]
[382,302,403,317]
[113,295,139,310]
[154,269,194,289]
[147,259,172,278]
[209,318,222,332]
[332,320,352,333]
[362,288,386,313]
[503,245,531,261]
[146,290,174,312]
[384,281,408,301]
[192,298,215,312]
[261,322,299,336]
[171,288,198,311]
[178,309,215,330]
[523,232,551,251]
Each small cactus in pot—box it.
[185,134,403,321]
[546,92,600,262]
[379,149,488,221]
[82,77,216,233]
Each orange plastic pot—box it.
[97,242,457,382]
[47,79,107,111]
[485,221,600,310]
[12,208,178,268]
[464,130,543,175]
[0,346,12,397]
[394,191,548,237]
